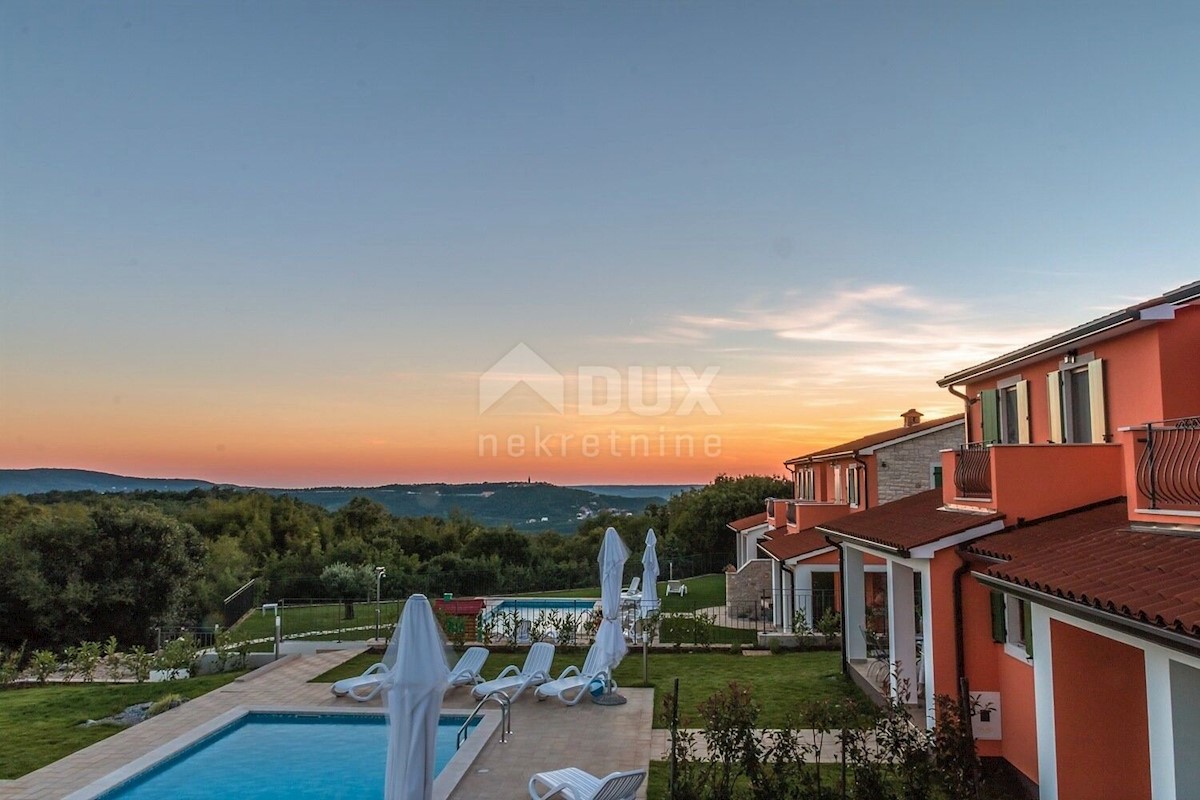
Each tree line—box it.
[0,474,787,650]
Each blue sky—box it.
[1,1,1197,484]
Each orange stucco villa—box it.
[732,280,1200,800]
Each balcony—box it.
[1133,417,1200,513]
[953,444,992,500]
[767,497,851,532]
[942,441,1124,522]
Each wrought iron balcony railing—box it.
[1135,417,1200,511]
[954,443,992,499]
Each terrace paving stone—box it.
[1,648,654,800]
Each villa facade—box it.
[727,411,963,632]
[819,280,1200,800]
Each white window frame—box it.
[833,464,843,504]
[796,468,815,501]
[1048,353,1106,444]
[1003,594,1032,663]
[996,375,1031,445]
[847,464,861,507]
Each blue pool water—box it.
[98,713,475,800]
[491,598,598,615]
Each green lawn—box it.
[0,672,244,779]
[231,600,403,641]
[313,649,862,728]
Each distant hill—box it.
[0,469,667,533]
[572,484,699,499]
[0,468,218,495]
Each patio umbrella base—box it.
[591,692,627,706]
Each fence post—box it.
[669,676,679,800]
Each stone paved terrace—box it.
[0,649,653,800]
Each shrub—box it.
[816,608,843,647]
[31,649,59,684]
[0,643,26,685]
[73,641,102,682]
[127,645,153,683]
[767,637,785,655]
[156,635,198,680]
[103,636,124,680]
[728,641,742,656]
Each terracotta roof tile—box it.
[965,501,1200,639]
[785,414,962,463]
[759,527,833,561]
[818,490,1002,552]
[726,511,769,532]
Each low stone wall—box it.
[726,559,771,620]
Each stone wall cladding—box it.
[726,559,772,614]
[875,423,965,504]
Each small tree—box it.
[31,649,59,684]
[320,562,373,620]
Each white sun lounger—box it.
[534,643,611,705]
[619,576,641,600]
[334,646,490,701]
[331,660,391,701]
[472,641,555,701]
[528,767,646,800]
[449,646,490,688]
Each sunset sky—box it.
[2,2,1197,486]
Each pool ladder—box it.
[456,688,511,749]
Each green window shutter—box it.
[1023,601,1034,659]
[932,466,943,488]
[990,590,1006,643]
[981,389,1001,444]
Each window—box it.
[980,377,1030,444]
[796,468,815,501]
[833,465,843,503]
[847,465,861,507]
[1048,356,1106,443]
[990,591,1033,660]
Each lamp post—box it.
[374,566,387,640]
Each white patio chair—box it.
[330,661,391,701]
[449,646,490,688]
[665,580,688,596]
[472,641,555,701]
[534,643,612,705]
[528,767,646,800]
[619,576,641,601]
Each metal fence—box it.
[222,578,259,627]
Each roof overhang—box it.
[782,546,837,565]
[973,572,1200,658]
[937,282,1200,387]
[727,521,770,535]
[819,517,1004,560]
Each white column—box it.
[844,546,866,660]
[1145,649,1176,800]
[919,563,936,725]
[771,559,783,628]
[794,567,813,630]
[782,568,794,633]
[1031,604,1058,800]
[887,560,918,704]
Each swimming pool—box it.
[489,598,599,616]
[70,709,493,800]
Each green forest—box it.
[0,475,787,651]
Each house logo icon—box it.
[478,343,565,414]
